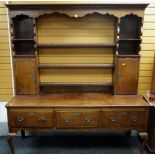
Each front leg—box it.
[7,133,16,154]
[21,130,26,139]
[139,132,148,154]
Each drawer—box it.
[9,109,54,128]
[56,111,100,129]
[102,110,147,127]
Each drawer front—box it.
[56,111,100,129]
[9,110,53,128]
[102,110,147,128]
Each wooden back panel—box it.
[37,13,115,44]
[37,13,115,85]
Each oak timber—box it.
[7,93,149,108]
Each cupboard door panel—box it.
[14,58,37,94]
[115,58,139,94]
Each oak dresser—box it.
[6,3,150,153]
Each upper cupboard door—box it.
[14,58,37,95]
[115,58,139,95]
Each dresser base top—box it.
[6,93,149,108]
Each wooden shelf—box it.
[39,82,113,93]
[13,55,36,58]
[38,64,115,69]
[38,43,116,48]
[12,39,34,42]
[40,82,113,87]
[117,54,140,58]
[119,39,141,41]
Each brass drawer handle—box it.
[17,116,24,123]
[64,118,70,124]
[110,117,115,122]
[131,116,138,122]
[38,116,46,122]
[84,117,92,123]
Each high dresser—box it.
[6,3,150,153]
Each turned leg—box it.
[7,133,16,154]
[139,132,148,154]
[21,130,25,139]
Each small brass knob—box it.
[64,118,70,124]
[74,14,78,18]
[84,117,92,123]
[122,63,126,66]
[38,116,46,122]
[17,116,24,123]
[131,116,138,122]
[110,116,115,122]
[31,73,36,82]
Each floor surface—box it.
[0,131,147,154]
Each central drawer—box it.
[56,111,100,129]
[9,109,54,128]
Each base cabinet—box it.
[8,108,148,131]
[7,106,149,153]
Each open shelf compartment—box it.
[12,15,35,56]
